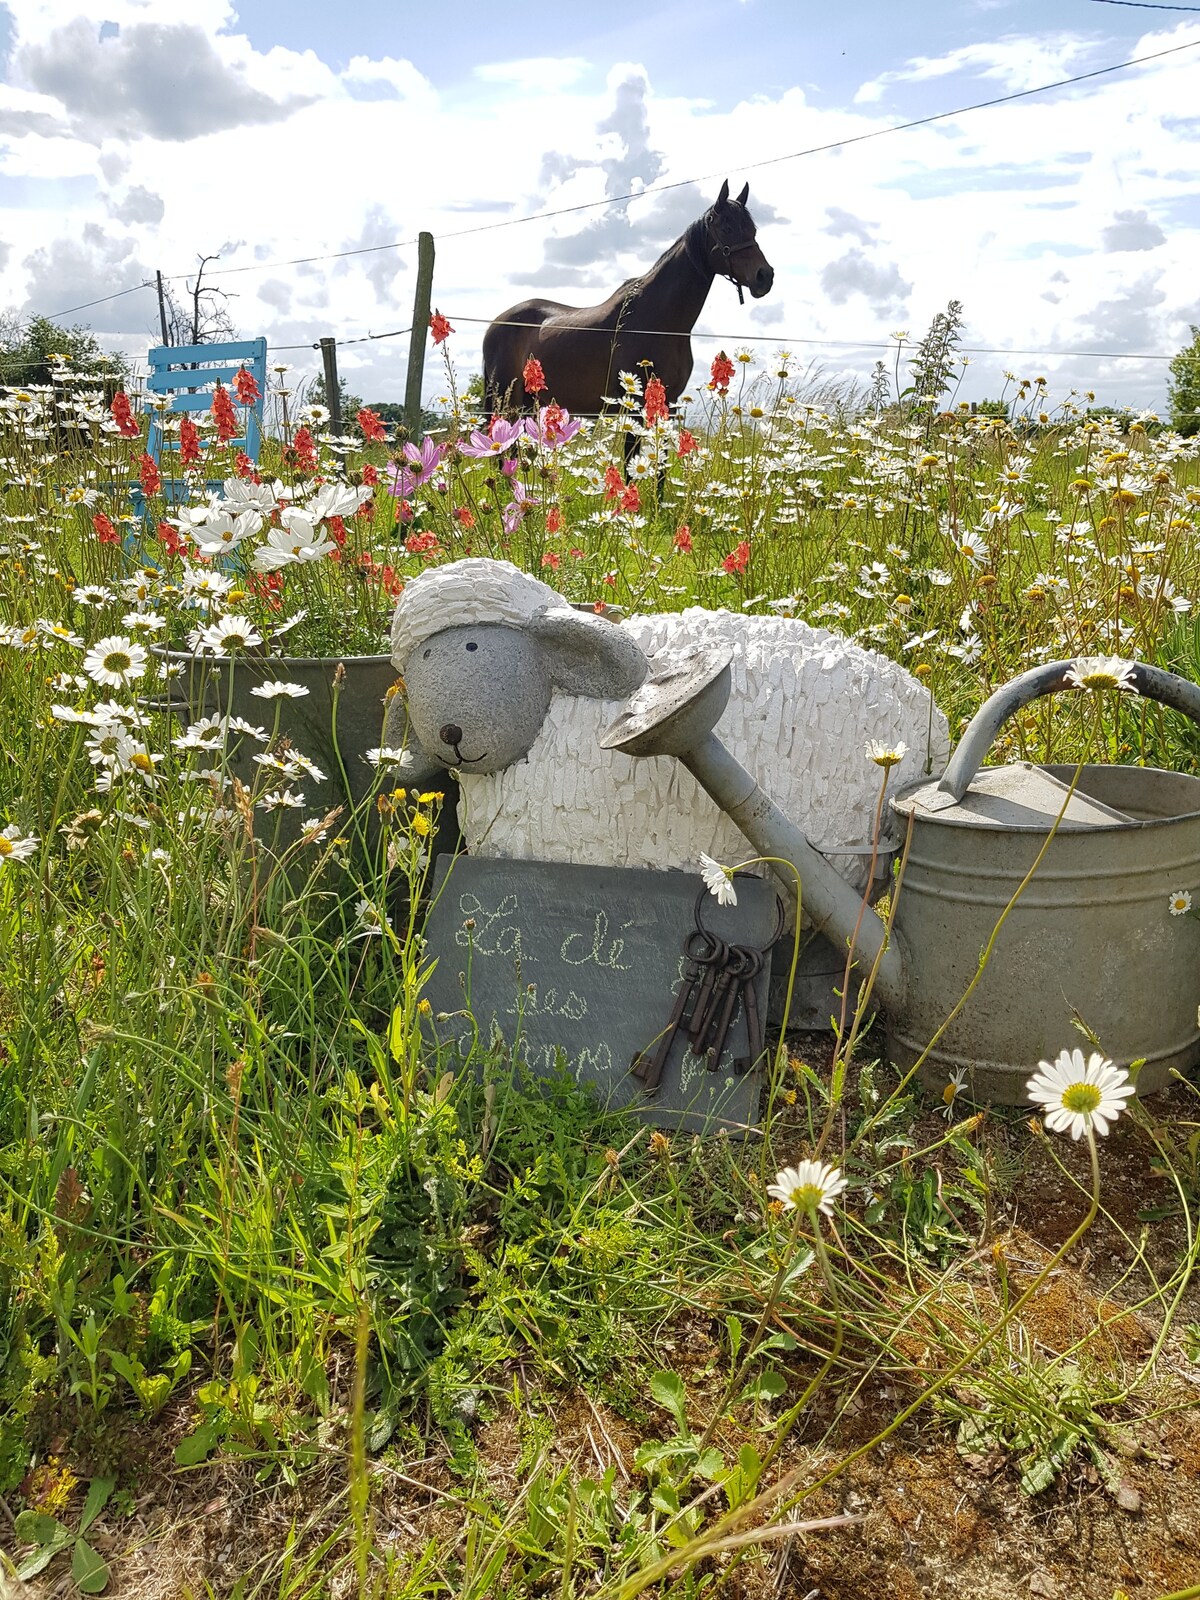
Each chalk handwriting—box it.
[454,891,534,964]
[560,911,632,971]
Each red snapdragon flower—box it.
[327,515,347,548]
[453,506,476,529]
[233,366,260,405]
[138,452,161,496]
[179,416,201,466]
[406,530,441,558]
[250,571,284,610]
[212,382,239,444]
[234,450,258,481]
[361,462,379,487]
[356,498,374,522]
[709,351,735,394]
[603,464,624,502]
[677,428,697,457]
[110,391,139,438]
[723,539,751,575]
[546,506,565,535]
[541,551,561,570]
[290,426,318,473]
[357,407,386,443]
[92,512,118,544]
[673,525,693,553]
[522,356,546,395]
[620,482,641,514]
[643,376,669,425]
[430,310,454,345]
[157,519,186,555]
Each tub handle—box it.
[937,659,1200,804]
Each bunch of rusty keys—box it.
[631,930,766,1093]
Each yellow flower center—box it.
[130,752,154,774]
[789,1182,825,1213]
[1061,1082,1102,1115]
[1078,670,1120,689]
[0,838,13,857]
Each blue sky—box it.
[1,0,1198,409]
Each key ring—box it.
[692,877,786,951]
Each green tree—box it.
[0,313,127,388]
[1168,324,1200,437]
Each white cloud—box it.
[1,7,1198,410]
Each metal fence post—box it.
[404,232,435,440]
[319,336,342,435]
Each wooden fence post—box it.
[319,337,342,435]
[404,232,435,440]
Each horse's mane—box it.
[617,214,714,299]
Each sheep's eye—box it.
[422,648,431,659]
[465,642,478,653]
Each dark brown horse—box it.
[483,180,774,415]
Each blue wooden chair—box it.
[144,337,268,494]
[125,337,268,569]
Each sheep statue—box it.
[387,558,949,891]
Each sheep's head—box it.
[392,563,649,774]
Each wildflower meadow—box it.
[2,310,1200,1598]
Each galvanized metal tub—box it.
[152,651,459,867]
[888,661,1200,1102]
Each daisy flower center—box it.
[788,1182,825,1214]
[0,838,12,857]
[1077,669,1121,689]
[104,650,132,674]
[1061,1081,1102,1115]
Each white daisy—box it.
[1026,1048,1135,1140]
[1169,889,1193,917]
[257,788,305,811]
[866,739,908,769]
[766,1160,848,1218]
[249,680,309,700]
[941,1067,968,1120]
[1064,655,1139,694]
[197,614,263,655]
[0,824,38,864]
[82,635,147,689]
[699,852,737,906]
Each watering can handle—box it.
[937,659,1200,804]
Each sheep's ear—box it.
[528,607,648,700]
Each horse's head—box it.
[707,179,774,300]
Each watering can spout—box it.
[600,648,907,1015]
[685,733,908,1014]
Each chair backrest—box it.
[144,337,268,467]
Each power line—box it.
[42,282,156,321]
[1087,0,1200,11]
[155,34,1200,287]
[437,312,1189,362]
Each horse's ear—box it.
[716,179,730,207]
[736,181,749,207]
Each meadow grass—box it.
[1,331,1200,1597]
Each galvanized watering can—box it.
[601,651,1200,1102]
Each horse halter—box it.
[705,212,758,305]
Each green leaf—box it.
[79,1477,115,1536]
[72,1536,111,1593]
[696,1447,726,1480]
[16,1542,64,1580]
[736,1368,787,1409]
[725,1314,743,1369]
[648,1370,689,1436]
[14,1509,66,1546]
[174,1422,219,1467]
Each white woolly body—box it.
[458,608,949,882]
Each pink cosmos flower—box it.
[388,436,447,499]
[502,479,535,534]
[459,417,524,459]
[524,403,582,449]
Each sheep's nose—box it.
[439,723,463,748]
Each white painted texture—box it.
[458,607,950,885]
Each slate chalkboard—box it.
[421,855,780,1133]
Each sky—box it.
[1,0,1199,411]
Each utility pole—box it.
[403,232,435,440]
[155,271,169,346]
